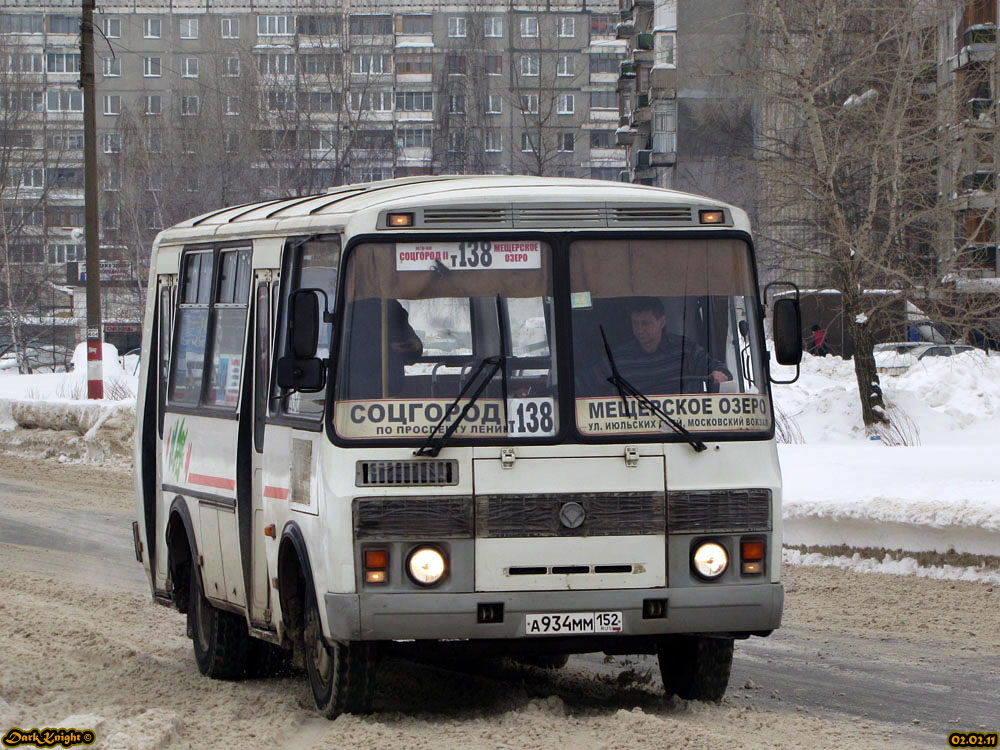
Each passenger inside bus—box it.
[344,298,423,397]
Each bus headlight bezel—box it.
[691,541,729,580]
[406,545,448,587]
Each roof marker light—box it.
[387,212,414,227]
[699,209,725,224]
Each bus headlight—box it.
[692,542,729,579]
[407,546,447,586]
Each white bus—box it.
[133,176,802,716]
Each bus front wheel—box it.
[188,564,249,680]
[302,586,375,719]
[656,635,734,703]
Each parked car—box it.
[873,342,975,375]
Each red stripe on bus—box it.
[264,486,289,500]
[188,473,237,491]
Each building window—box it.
[653,102,677,153]
[266,91,293,112]
[485,16,503,37]
[448,17,466,37]
[521,16,538,38]
[448,94,466,114]
[102,94,120,115]
[485,131,502,152]
[352,54,387,74]
[47,52,80,73]
[656,32,676,67]
[397,127,432,147]
[0,15,43,33]
[559,132,574,151]
[520,55,539,76]
[224,133,239,153]
[222,57,240,77]
[144,18,161,39]
[486,54,502,75]
[299,91,340,112]
[103,171,121,191]
[401,15,432,34]
[179,18,199,39]
[148,130,162,153]
[7,53,43,73]
[349,15,392,35]
[49,15,79,34]
[182,57,199,78]
[103,57,120,76]
[21,168,45,188]
[181,95,200,115]
[143,56,161,77]
[298,15,340,35]
[448,130,465,152]
[102,133,121,153]
[557,55,575,76]
[590,90,616,109]
[590,14,616,36]
[257,15,290,36]
[486,94,503,114]
[225,95,240,115]
[396,54,432,74]
[446,54,466,75]
[558,17,575,38]
[308,129,336,150]
[257,53,295,75]
[221,17,240,38]
[590,54,620,74]
[102,17,120,38]
[350,90,391,111]
[557,93,575,114]
[145,94,161,115]
[590,130,614,148]
[47,133,83,150]
[302,53,339,74]
[521,132,537,151]
[396,91,433,112]
[46,89,82,112]
[520,94,539,114]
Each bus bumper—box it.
[324,583,783,642]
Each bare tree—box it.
[745,0,989,428]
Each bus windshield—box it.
[570,238,769,437]
[334,241,558,441]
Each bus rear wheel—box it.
[302,587,375,719]
[188,564,249,680]
[656,635,734,703]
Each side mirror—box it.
[772,298,803,366]
[275,357,325,393]
[289,289,320,358]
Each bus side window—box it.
[205,248,252,408]
[169,251,213,405]
[157,284,172,435]
[274,237,341,418]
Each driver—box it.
[617,297,731,394]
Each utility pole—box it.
[80,0,103,398]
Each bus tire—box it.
[188,564,249,680]
[302,586,375,719]
[656,635,733,703]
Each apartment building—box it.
[0,1,627,304]
[615,0,754,209]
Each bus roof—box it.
[155,176,751,246]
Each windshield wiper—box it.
[415,354,504,457]
[599,325,707,453]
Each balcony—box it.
[636,33,654,51]
[616,21,634,39]
[615,127,638,146]
[650,65,679,92]
[964,24,996,46]
[636,149,652,168]
[619,170,630,182]
[960,171,995,193]
[619,7,633,22]
[619,60,636,79]
[637,92,649,108]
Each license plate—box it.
[525,611,623,636]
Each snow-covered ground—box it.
[0,342,996,581]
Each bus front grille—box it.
[355,459,458,487]
[667,489,772,533]
[354,496,473,539]
[476,492,665,538]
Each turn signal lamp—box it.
[387,212,414,227]
[364,549,388,584]
[741,540,765,576]
[699,209,725,224]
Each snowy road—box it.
[0,455,996,749]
